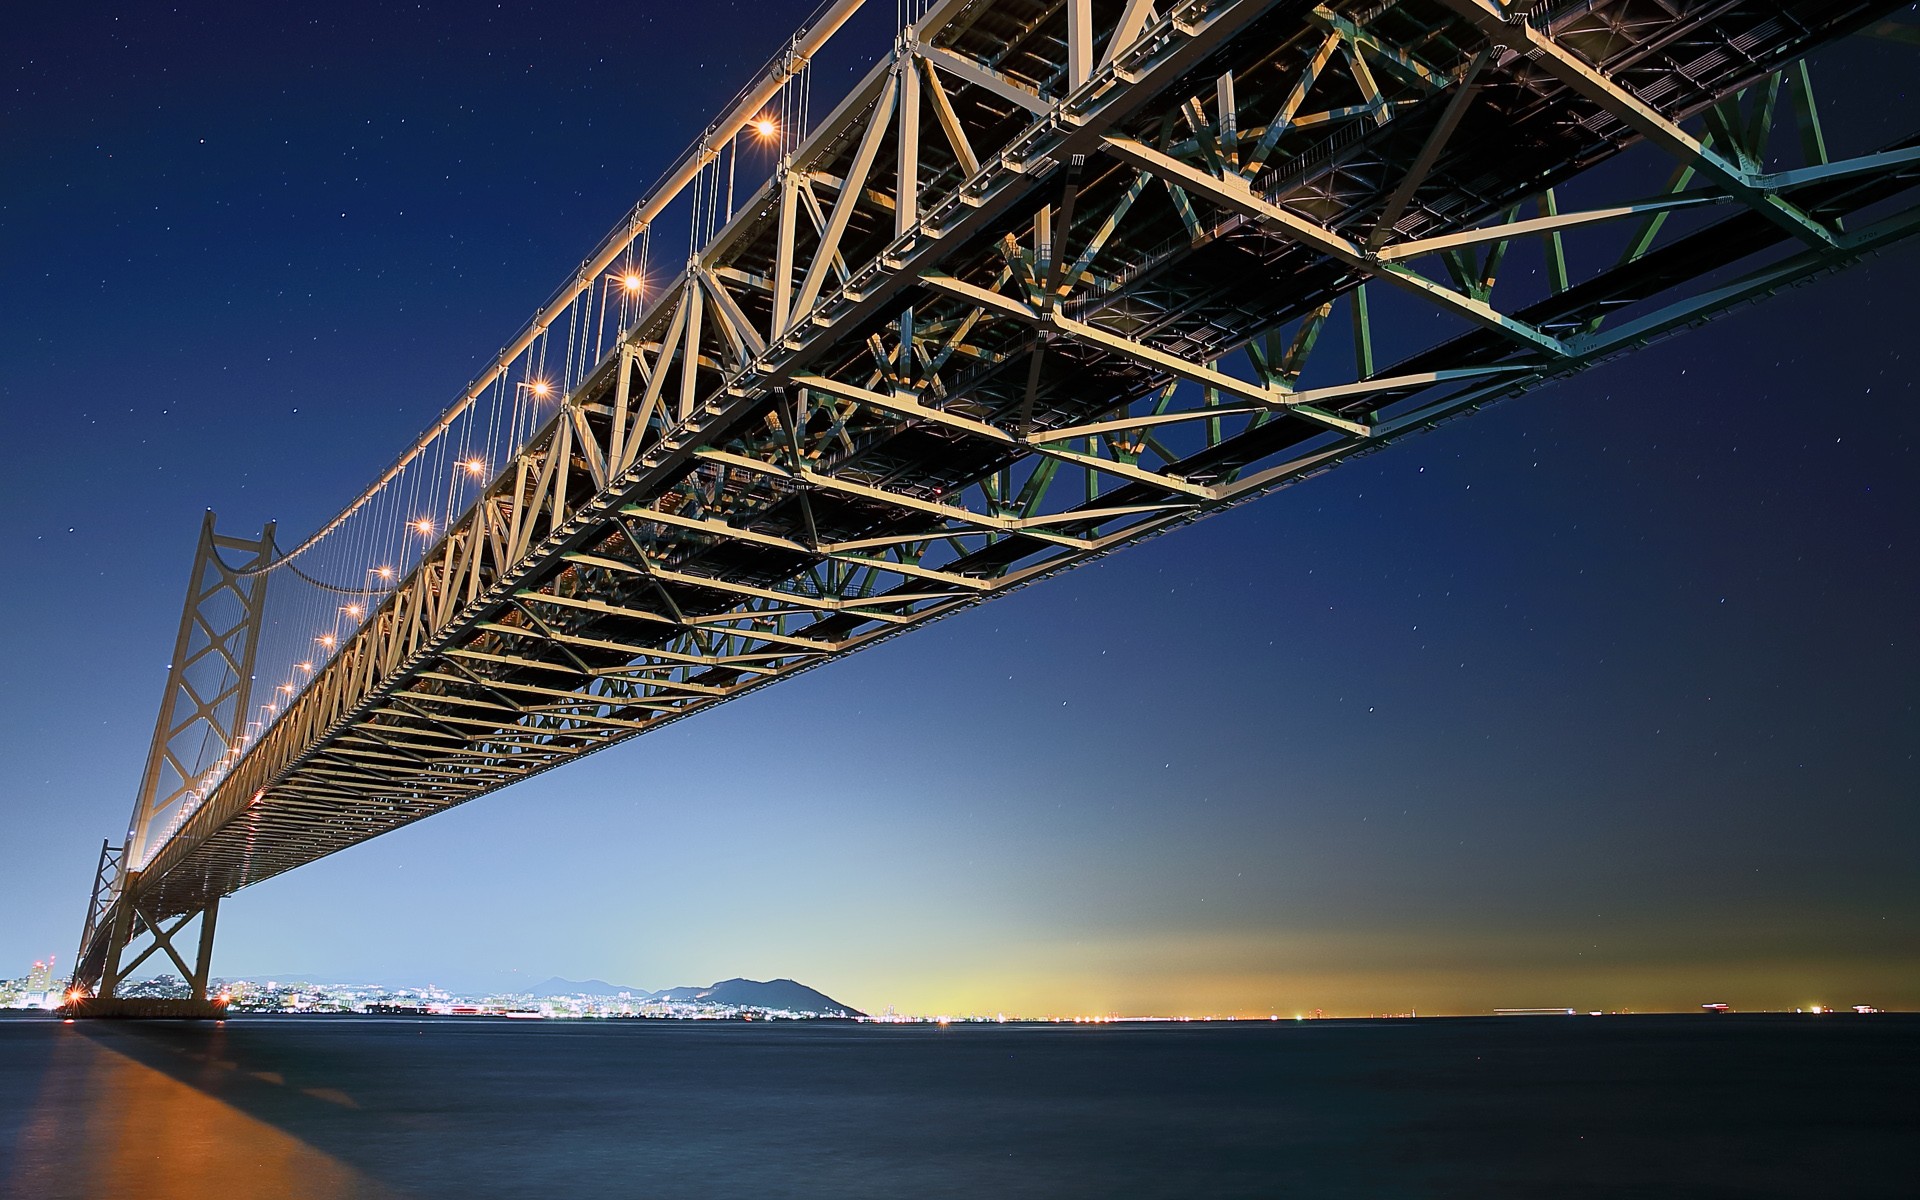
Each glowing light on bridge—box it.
[621,273,644,294]
[463,457,488,476]
[752,117,777,139]
[412,518,435,536]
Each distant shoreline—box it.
[8,1009,1909,1024]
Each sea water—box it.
[1,1013,1911,1197]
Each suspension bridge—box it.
[66,0,1920,1014]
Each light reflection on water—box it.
[1,1014,1912,1199]
[7,1023,386,1198]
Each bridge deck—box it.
[78,0,1919,990]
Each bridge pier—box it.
[68,882,228,1018]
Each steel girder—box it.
[75,0,1920,990]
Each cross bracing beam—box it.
[75,0,1920,993]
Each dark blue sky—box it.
[3,2,1914,1015]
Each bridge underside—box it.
[76,0,1919,993]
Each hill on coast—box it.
[649,978,861,1017]
[531,976,861,1016]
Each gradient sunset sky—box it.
[3,1,1914,1016]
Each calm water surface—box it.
[0,1013,1911,1198]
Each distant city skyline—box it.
[1,959,1889,1022]
[3,1,1914,1019]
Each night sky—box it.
[3,2,1914,1016]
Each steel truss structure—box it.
[77,514,270,1003]
[74,0,1920,995]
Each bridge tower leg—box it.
[190,896,221,1002]
[70,838,124,1000]
[70,512,272,1015]
[93,879,138,1001]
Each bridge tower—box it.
[69,512,273,1015]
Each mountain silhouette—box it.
[530,977,647,996]
[648,977,862,1016]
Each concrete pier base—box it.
[62,997,229,1020]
